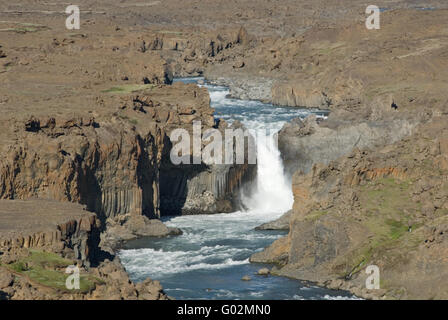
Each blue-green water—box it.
[119,78,357,300]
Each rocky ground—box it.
[1,0,448,299]
[0,199,167,299]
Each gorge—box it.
[119,78,356,300]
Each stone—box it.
[0,269,14,288]
[257,268,270,276]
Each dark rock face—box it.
[160,162,256,215]
[278,115,417,179]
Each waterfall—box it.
[196,81,297,217]
[241,130,294,216]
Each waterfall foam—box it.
[242,131,293,216]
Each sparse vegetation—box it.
[304,210,329,221]
[341,177,421,279]
[2,249,98,293]
[102,84,155,94]
[0,22,49,33]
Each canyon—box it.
[1,0,448,299]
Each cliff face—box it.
[0,83,254,220]
[0,200,100,266]
[253,117,448,299]
[0,199,169,300]
[278,112,418,178]
[0,114,159,221]
[160,160,256,215]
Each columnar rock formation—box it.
[0,83,254,221]
[278,113,417,178]
[0,200,100,266]
[0,199,169,300]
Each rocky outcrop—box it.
[160,161,256,215]
[0,83,254,221]
[255,210,292,231]
[253,117,448,299]
[0,254,169,300]
[101,214,182,251]
[278,113,417,178]
[0,199,169,300]
[0,199,100,266]
[142,26,253,77]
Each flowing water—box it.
[119,78,357,300]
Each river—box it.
[119,78,357,300]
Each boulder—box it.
[257,268,270,276]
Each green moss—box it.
[0,23,48,33]
[27,249,73,267]
[2,249,98,293]
[117,114,138,125]
[10,261,28,273]
[304,210,329,221]
[341,177,420,279]
[156,30,183,35]
[386,219,408,240]
[361,177,415,217]
[102,84,154,94]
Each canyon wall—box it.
[278,114,417,178]
[0,83,254,221]
[0,200,100,266]
[252,117,448,299]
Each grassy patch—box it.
[117,114,138,125]
[304,210,329,221]
[0,23,49,33]
[156,30,183,35]
[2,249,98,293]
[102,84,154,94]
[362,177,414,216]
[341,177,421,279]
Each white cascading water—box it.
[242,132,293,215]
[205,84,294,216]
